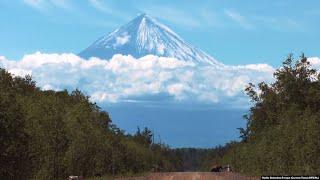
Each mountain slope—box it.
[79,14,221,66]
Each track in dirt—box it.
[116,172,258,180]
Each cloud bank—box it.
[0,52,276,107]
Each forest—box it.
[220,54,320,175]
[0,68,185,179]
[1,54,320,179]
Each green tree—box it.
[221,54,320,175]
[0,69,30,179]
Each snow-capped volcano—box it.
[79,14,221,66]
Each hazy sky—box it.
[1,0,319,66]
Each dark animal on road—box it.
[210,165,223,172]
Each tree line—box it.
[220,54,320,175]
[0,68,182,179]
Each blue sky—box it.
[1,0,320,66]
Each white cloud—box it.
[224,9,254,30]
[308,57,320,67]
[0,52,275,106]
[88,0,108,12]
[23,0,72,11]
[23,0,46,10]
[114,33,130,47]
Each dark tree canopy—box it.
[0,68,182,179]
[221,54,320,175]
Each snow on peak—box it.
[79,14,222,66]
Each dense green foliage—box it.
[221,54,320,175]
[173,146,231,171]
[0,68,182,179]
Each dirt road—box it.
[116,172,258,180]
